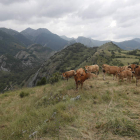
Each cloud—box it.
[0,0,140,41]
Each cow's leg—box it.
[103,71,106,80]
[113,74,115,80]
[130,77,131,83]
[115,73,118,80]
[76,83,78,90]
[81,83,83,89]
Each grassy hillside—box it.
[1,75,140,140]
[79,42,140,68]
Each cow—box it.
[128,64,140,86]
[74,68,95,90]
[102,64,119,80]
[76,68,85,74]
[85,64,99,75]
[118,70,132,83]
[62,70,75,81]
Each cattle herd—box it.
[62,64,140,90]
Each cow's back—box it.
[107,66,119,74]
[65,70,75,76]
[76,68,85,74]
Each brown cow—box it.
[74,68,94,90]
[118,70,132,83]
[62,70,75,81]
[85,64,99,75]
[102,64,119,80]
[76,68,85,74]
[128,64,140,86]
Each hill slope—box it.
[27,43,98,86]
[1,75,140,139]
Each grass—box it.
[1,75,140,140]
[113,58,139,65]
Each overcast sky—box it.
[0,0,140,41]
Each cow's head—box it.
[62,73,66,79]
[75,72,84,83]
[85,66,89,72]
[128,64,139,73]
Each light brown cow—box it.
[102,64,119,80]
[118,70,132,83]
[85,64,99,75]
[128,64,140,86]
[62,70,75,81]
[74,68,95,90]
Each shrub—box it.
[37,77,47,86]
[49,72,60,84]
[19,91,29,98]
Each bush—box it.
[19,91,29,98]
[37,77,47,86]
[49,72,60,84]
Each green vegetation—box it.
[37,77,47,86]
[19,91,29,98]
[1,75,140,139]
[30,42,140,86]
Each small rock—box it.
[75,95,81,100]
[29,131,38,138]
[70,95,81,101]
[22,130,26,134]
[44,119,49,123]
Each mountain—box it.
[34,32,68,51]
[27,43,98,87]
[0,28,32,46]
[21,28,68,51]
[60,35,75,41]
[20,28,52,41]
[133,38,140,43]
[76,36,109,47]
[113,40,140,50]
[0,30,26,55]
[0,43,54,92]
[15,44,54,66]
[63,35,140,50]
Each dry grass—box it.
[0,75,140,140]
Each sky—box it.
[0,0,140,42]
